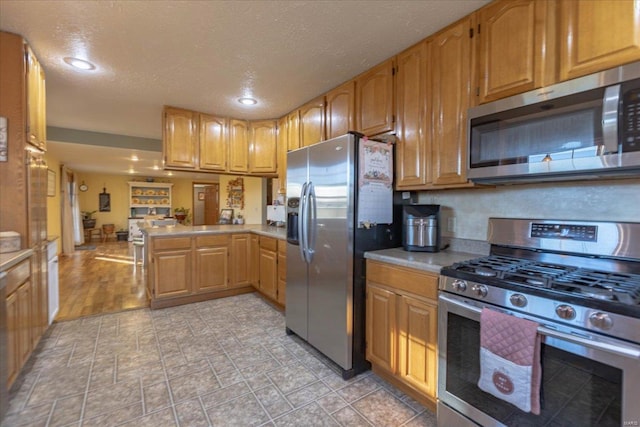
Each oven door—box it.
[437,292,640,427]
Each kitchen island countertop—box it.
[365,247,481,274]
[142,224,286,240]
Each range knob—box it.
[555,304,576,320]
[509,293,527,307]
[589,312,613,330]
[452,279,467,292]
[471,284,488,298]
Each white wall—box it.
[417,178,640,241]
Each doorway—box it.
[193,183,220,225]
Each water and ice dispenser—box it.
[402,204,440,252]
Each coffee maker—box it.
[402,204,440,252]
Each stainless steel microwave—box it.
[467,61,640,184]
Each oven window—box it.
[446,313,622,426]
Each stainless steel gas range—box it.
[437,218,640,427]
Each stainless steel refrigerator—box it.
[286,132,401,379]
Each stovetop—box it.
[445,255,640,307]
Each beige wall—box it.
[417,178,640,241]
[73,172,200,231]
[219,175,266,224]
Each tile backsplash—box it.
[418,178,640,241]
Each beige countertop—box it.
[365,247,481,274]
[142,224,287,240]
[0,248,34,273]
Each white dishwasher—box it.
[47,238,59,324]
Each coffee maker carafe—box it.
[402,204,440,252]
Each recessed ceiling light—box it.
[238,97,257,105]
[63,57,96,70]
[131,155,139,162]
[166,171,173,176]
[152,165,160,171]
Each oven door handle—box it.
[440,294,640,360]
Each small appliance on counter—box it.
[402,204,440,252]
[267,204,286,227]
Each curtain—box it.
[60,165,84,254]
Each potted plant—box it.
[81,210,97,229]
[174,207,190,224]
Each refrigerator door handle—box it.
[298,182,308,262]
[307,182,317,263]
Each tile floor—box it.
[3,293,437,427]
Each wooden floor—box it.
[56,240,149,321]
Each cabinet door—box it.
[396,41,430,189]
[199,114,227,171]
[277,240,286,306]
[356,58,395,136]
[286,111,301,151]
[249,120,278,174]
[430,18,473,186]
[153,250,192,298]
[559,0,640,81]
[17,282,32,367]
[277,116,288,194]
[299,96,325,147]
[397,295,438,398]
[259,248,278,300]
[250,234,260,288]
[194,247,228,293]
[6,292,19,387]
[228,119,249,173]
[477,0,552,103]
[230,234,251,288]
[325,81,355,139]
[164,106,198,169]
[366,284,396,373]
[26,45,46,150]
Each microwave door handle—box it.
[439,294,640,360]
[602,84,621,154]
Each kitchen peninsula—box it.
[142,224,286,309]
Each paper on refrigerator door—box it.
[357,140,393,226]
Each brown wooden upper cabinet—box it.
[396,40,430,189]
[199,113,227,171]
[228,119,249,173]
[164,106,199,169]
[277,116,288,194]
[249,120,277,174]
[286,110,301,151]
[558,0,640,81]
[299,95,326,147]
[356,58,395,136]
[430,17,474,187]
[476,0,553,103]
[325,81,355,139]
[26,44,46,151]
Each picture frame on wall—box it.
[198,192,205,201]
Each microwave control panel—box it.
[622,87,640,152]
[530,223,597,242]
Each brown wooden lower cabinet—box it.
[4,255,42,389]
[365,260,438,411]
[147,232,284,309]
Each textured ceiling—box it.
[0,0,488,174]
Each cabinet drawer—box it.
[5,258,31,295]
[153,237,192,251]
[260,236,278,252]
[196,234,229,247]
[367,260,438,300]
